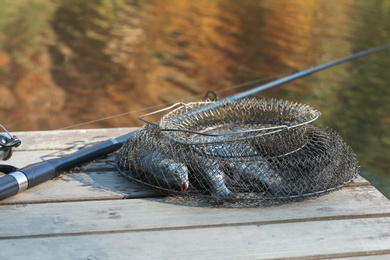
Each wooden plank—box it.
[1,218,389,259]
[0,170,161,205]
[0,185,389,237]
[4,150,118,170]
[5,150,77,168]
[5,128,138,167]
[5,150,121,171]
[1,149,162,204]
[12,127,138,150]
[0,171,371,205]
[338,255,390,260]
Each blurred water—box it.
[0,0,389,197]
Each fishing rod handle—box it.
[0,172,28,200]
[0,162,57,200]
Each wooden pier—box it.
[1,128,389,259]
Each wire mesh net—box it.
[116,98,359,205]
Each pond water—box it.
[0,0,389,198]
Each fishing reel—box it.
[0,124,21,161]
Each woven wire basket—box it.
[116,98,359,205]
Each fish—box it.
[225,159,286,196]
[190,156,236,201]
[193,139,286,196]
[117,133,190,192]
[137,148,190,192]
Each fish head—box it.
[159,159,190,191]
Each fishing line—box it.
[58,70,295,130]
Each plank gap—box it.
[271,249,390,260]
[2,213,389,241]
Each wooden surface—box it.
[1,128,389,260]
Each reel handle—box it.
[0,125,21,161]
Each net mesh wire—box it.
[116,98,359,205]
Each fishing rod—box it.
[145,43,390,121]
[226,44,390,101]
[1,43,389,200]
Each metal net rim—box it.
[157,98,321,145]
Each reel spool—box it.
[0,124,21,161]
